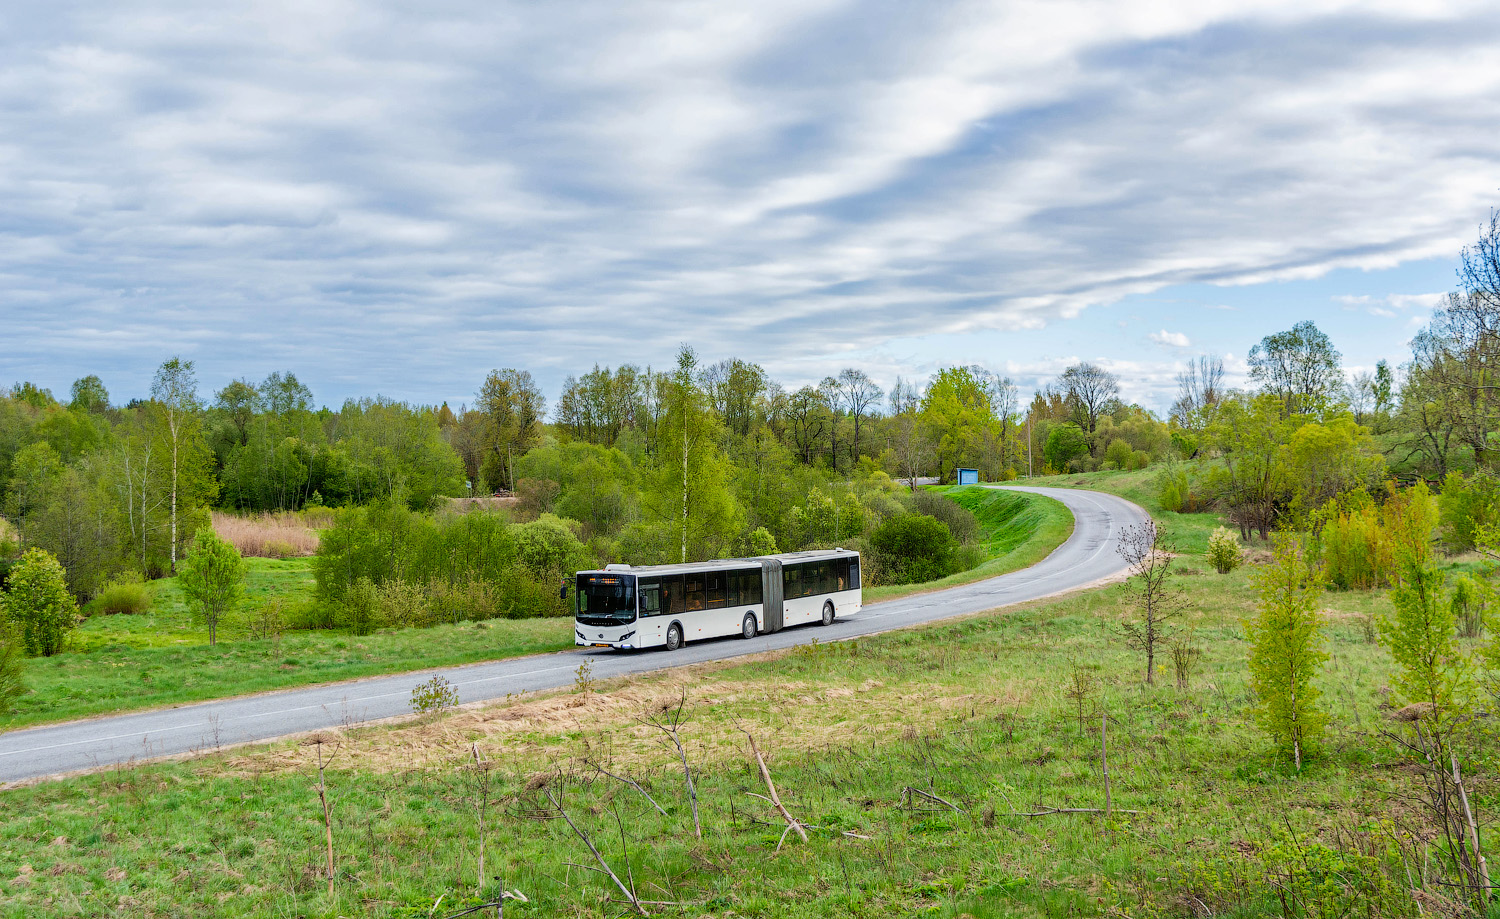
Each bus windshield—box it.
[576,574,637,623]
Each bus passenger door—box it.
[761,559,784,632]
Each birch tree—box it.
[150,358,210,572]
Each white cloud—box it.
[0,1,1497,403]
[1334,291,1448,318]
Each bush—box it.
[870,514,958,585]
[1155,463,1203,513]
[0,547,79,656]
[378,579,431,629]
[337,577,382,636]
[909,490,979,545]
[1044,424,1090,472]
[92,575,151,616]
[1104,438,1133,469]
[409,674,458,715]
[1129,450,1151,471]
[1438,471,1500,551]
[1315,483,1438,590]
[0,625,23,713]
[1452,574,1487,639]
[1205,527,1242,574]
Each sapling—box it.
[1244,534,1327,770]
[1116,522,1183,684]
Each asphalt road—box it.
[0,486,1149,784]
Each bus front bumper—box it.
[575,626,638,649]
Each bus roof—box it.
[578,549,858,578]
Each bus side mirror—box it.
[559,578,570,600]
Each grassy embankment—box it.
[2,490,1070,731]
[864,486,1074,602]
[0,479,1448,917]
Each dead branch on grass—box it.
[901,786,963,814]
[544,788,648,916]
[739,726,808,844]
[640,689,701,838]
[586,759,668,817]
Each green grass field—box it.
[0,533,1447,918]
[2,490,1071,730]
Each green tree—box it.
[178,527,247,646]
[1245,535,1328,769]
[1382,552,1471,719]
[1248,320,1343,418]
[1043,423,1089,472]
[475,369,546,491]
[68,375,110,414]
[633,347,743,563]
[0,547,78,656]
[151,357,215,571]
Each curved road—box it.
[0,486,1148,784]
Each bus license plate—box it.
[592,643,610,647]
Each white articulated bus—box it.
[570,549,861,651]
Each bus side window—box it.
[706,572,726,609]
[849,558,860,589]
[745,569,763,604]
[784,563,804,599]
[663,575,685,614]
[639,579,661,617]
[685,574,706,611]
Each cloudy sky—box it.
[3,0,1498,413]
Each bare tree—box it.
[1116,522,1182,685]
[837,368,882,462]
[1345,370,1375,426]
[1170,355,1225,432]
[888,376,925,488]
[1057,363,1119,435]
[819,377,845,472]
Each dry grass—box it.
[211,511,320,558]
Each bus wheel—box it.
[821,602,835,626]
[741,613,757,640]
[665,623,684,651]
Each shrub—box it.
[337,577,382,636]
[1451,574,1486,639]
[1316,483,1439,590]
[1155,463,1203,513]
[0,624,25,712]
[377,579,431,629]
[1104,438,1133,469]
[242,601,289,641]
[92,576,151,616]
[1205,527,1242,574]
[179,528,248,646]
[410,674,458,714]
[737,526,779,556]
[0,548,79,656]
[1129,450,1151,471]
[870,514,958,585]
[1438,471,1500,552]
[909,490,979,545]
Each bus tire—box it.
[665,623,684,651]
[741,613,757,640]
[821,602,835,626]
